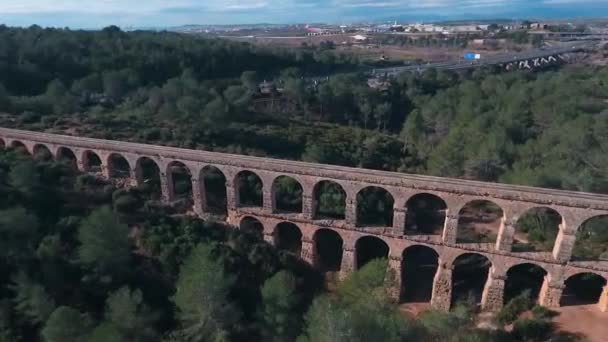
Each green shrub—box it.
[511,318,552,342]
[495,291,532,325]
[530,305,558,320]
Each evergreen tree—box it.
[78,206,132,283]
[10,273,56,325]
[172,244,238,342]
[259,271,300,341]
[105,286,159,341]
[41,306,93,342]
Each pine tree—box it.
[172,244,238,342]
[259,271,300,341]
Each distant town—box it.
[163,18,608,38]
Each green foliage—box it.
[511,318,553,342]
[172,243,238,342]
[10,274,56,325]
[105,286,159,341]
[85,323,127,342]
[495,291,533,325]
[418,304,475,340]
[259,271,300,341]
[530,305,558,320]
[338,258,391,303]
[140,216,226,275]
[78,206,132,283]
[299,259,410,342]
[0,207,40,262]
[41,306,93,342]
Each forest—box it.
[0,25,606,341]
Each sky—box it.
[0,0,607,28]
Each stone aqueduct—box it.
[1,127,608,312]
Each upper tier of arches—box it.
[2,137,608,265]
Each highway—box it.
[370,41,596,76]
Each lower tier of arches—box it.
[231,211,608,313]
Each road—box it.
[370,41,596,76]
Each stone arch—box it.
[571,215,608,261]
[235,170,263,207]
[167,161,193,209]
[272,175,303,213]
[356,186,394,227]
[9,140,29,155]
[32,144,53,161]
[513,207,562,253]
[457,200,504,244]
[240,216,264,239]
[504,263,548,304]
[560,272,607,307]
[313,180,346,220]
[82,150,102,172]
[56,147,77,169]
[107,153,132,178]
[401,245,439,303]
[451,253,492,307]
[273,222,302,256]
[405,193,447,235]
[355,235,389,270]
[136,157,162,199]
[201,165,227,216]
[313,228,344,273]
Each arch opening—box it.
[236,170,263,207]
[0,138,5,149]
[401,245,439,303]
[33,144,53,162]
[451,253,492,307]
[356,187,394,227]
[405,193,447,235]
[572,215,608,261]
[355,236,389,270]
[136,157,161,200]
[83,151,102,173]
[457,200,503,244]
[313,180,346,220]
[560,273,607,307]
[273,176,303,213]
[56,147,77,169]
[274,222,302,256]
[108,154,132,179]
[9,141,30,155]
[168,161,193,210]
[504,263,547,304]
[201,166,227,216]
[240,216,264,239]
[313,229,344,273]
[513,207,561,253]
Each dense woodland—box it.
[0,25,606,341]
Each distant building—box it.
[530,22,548,30]
[449,25,481,33]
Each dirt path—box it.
[554,305,608,342]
